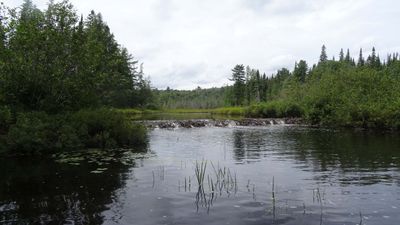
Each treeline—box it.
[225,65,289,106]
[229,45,400,128]
[0,0,152,154]
[155,87,228,109]
[155,67,291,109]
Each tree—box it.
[230,64,246,105]
[345,49,351,63]
[357,48,365,67]
[293,60,308,83]
[366,47,382,69]
[230,64,246,83]
[319,45,328,63]
[339,48,344,62]
[1,0,151,112]
[0,2,7,103]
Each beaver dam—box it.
[141,118,304,129]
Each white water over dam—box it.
[141,118,301,129]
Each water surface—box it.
[1,125,400,225]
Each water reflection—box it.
[2,126,400,225]
[231,126,400,185]
[0,148,148,225]
[232,129,266,162]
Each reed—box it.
[195,160,207,187]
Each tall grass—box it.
[211,107,246,116]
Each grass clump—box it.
[211,107,246,116]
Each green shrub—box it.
[261,103,279,118]
[305,98,337,125]
[245,101,304,118]
[145,103,159,110]
[280,102,304,118]
[6,112,81,154]
[212,107,245,116]
[4,109,147,155]
[71,108,147,149]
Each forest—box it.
[0,0,153,154]
[158,46,400,129]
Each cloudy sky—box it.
[5,0,400,89]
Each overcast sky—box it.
[4,0,400,89]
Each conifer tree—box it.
[357,48,365,67]
[345,49,351,63]
[319,45,328,63]
[293,60,308,83]
[230,64,246,105]
[366,47,381,69]
[339,48,344,62]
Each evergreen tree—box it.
[293,60,308,83]
[345,49,351,63]
[255,70,261,103]
[230,64,246,105]
[339,48,344,62]
[319,45,328,63]
[371,47,376,62]
[375,55,382,69]
[260,73,268,102]
[366,47,382,69]
[357,48,365,67]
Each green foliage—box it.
[71,108,147,149]
[6,112,81,154]
[293,60,308,83]
[155,45,400,130]
[245,101,304,118]
[4,109,147,155]
[319,45,328,63]
[155,87,227,109]
[211,107,245,116]
[0,1,151,154]
[300,67,400,128]
[230,64,246,106]
[1,0,154,113]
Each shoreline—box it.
[138,117,400,132]
[140,118,303,129]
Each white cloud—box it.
[4,0,400,89]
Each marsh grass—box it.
[183,160,240,211]
[195,160,207,188]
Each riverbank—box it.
[120,101,400,130]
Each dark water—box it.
[1,125,400,225]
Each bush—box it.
[280,102,304,118]
[245,101,304,118]
[6,112,81,154]
[4,109,147,155]
[71,108,147,149]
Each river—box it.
[1,119,400,224]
